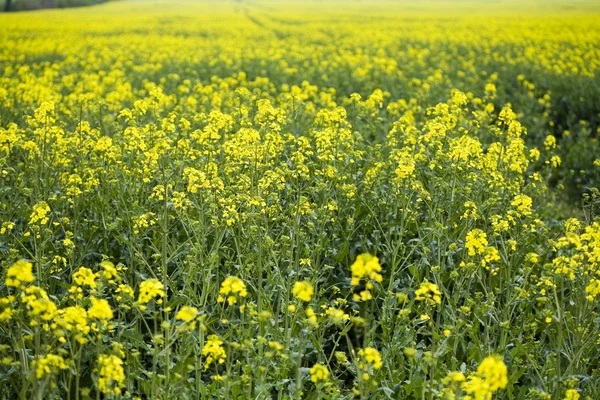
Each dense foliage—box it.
[0,1,599,399]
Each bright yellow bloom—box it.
[202,334,226,370]
[176,306,198,322]
[306,306,318,327]
[358,347,382,369]
[138,279,165,305]
[29,201,50,226]
[415,281,442,304]
[310,363,329,383]
[6,260,35,288]
[97,354,125,395]
[445,371,466,383]
[23,286,57,322]
[462,375,492,400]
[88,297,113,320]
[72,266,97,289]
[465,229,488,257]
[564,389,580,400]
[56,306,89,335]
[100,261,118,280]
[217,276,247,305]
[115,284,134,302]
[292,281,314,302]
[511,194,532,216]
[324,306,350,325]
[350,253,382,286]
[585,279,600,301]
[268,341,284,352]
[477,355,508,391]
[0,298,12,322]
[32,354,68,379]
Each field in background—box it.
[1,0,113,12]
[0,1,600,399]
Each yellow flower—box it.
[544,134,557,150]
[292,281,314,302]
[306,306,318,327]
[56,306,89,335]
[511,194,532,216]
[350,253,382,287]
[564,389,580,400]
[217,276,247,305]
[88,297,113,320]
[115,284,134,302]
[72,266,97,289]
[31,354,68,379]
[462,355,508,398]
[310,363,329,383]
[445,371,466,383]
[97,354,125,395]
[202,334,226,370]
[585,279,600,301]
[324,306,350,325]
[0,298,12,322]
[415,281,442,304]
[138,279,165,305]
[465,229,488,257]
[358,347,382,369]
[100,261,118,280]
[176,306,198,323]
[29,201,50,226]
[462,375,490,400]
[23,286,57,322]
[6,260,35,288]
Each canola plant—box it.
[0,0,600,399]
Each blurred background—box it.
[3,0,112,12]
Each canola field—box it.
[1,0,600,399]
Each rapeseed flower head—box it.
[310,363,329,383]
[176,306,198,322]
[202,334,226,370]
[292,281,314,302]
[138,279,165,307]
[358,347,382,369]
[29,201,50,226]
[23,286,57,323]
[97,354,125,395]
[88,297,113,320]
[56,306,89,336]
[350,253,382,286]
[6,260,35,288]
[217,276,247,305]
[0,298,13,322]
[465,229,488,257]
[415,281,442,305]
[564,389,580,400]
[32,354,68,379]
[72,266,97,289]
[476,355,508,391]
[585,279,600,301]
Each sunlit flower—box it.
[292,281,314,302]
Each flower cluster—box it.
[217,276,248,306]
[350,254,383,301]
